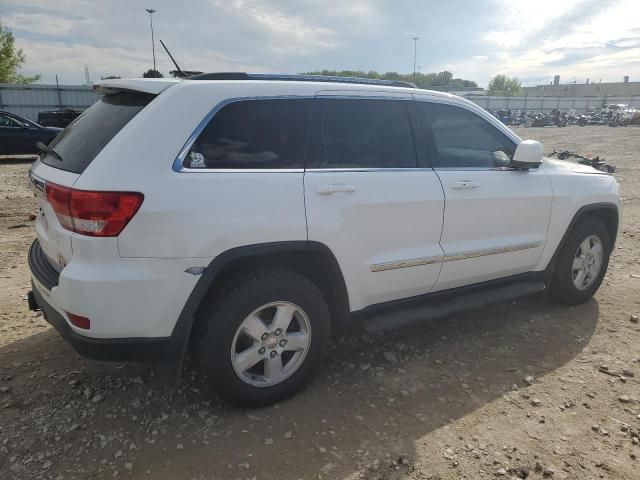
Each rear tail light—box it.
[45,182,143,237]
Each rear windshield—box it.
[42,92,154,173]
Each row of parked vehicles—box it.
[489,104,640,128]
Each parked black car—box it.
[37,108,82,128]
[0,111,62,156]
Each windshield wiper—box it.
[36,142,63,162]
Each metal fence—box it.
[465,95,640,113]
[0,83,99,121]
[2,83,640,121]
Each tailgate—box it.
[28,161,80,273]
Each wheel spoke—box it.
[272,304,296,332]
[590,242,602,257]
[241,314,269,342]
[572,257,584,271]
[264,355,284,382]
[234,346,263,373]
[579,238,591,255]
[285,332,309,352]
[574,269,587,288]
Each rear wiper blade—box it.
[36,142,63,162]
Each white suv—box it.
[27,74,621,407]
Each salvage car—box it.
[26,74,621,407]
[37,108,82,128]
[0,111,62,156]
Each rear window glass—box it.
[184,99,312,169]
[42,93,154,174]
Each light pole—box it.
[145,8,157,72]
[412,36,419,78]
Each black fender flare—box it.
[161,240,349,376]
[544,202,619,281]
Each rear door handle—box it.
[315,184,356,195]
[450,180,480,190]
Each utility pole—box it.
[146,8,157,71]
[412,36,419,78]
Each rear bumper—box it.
[28,238,176,362]
[30,280,170,362]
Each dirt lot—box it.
[1,126,639,480]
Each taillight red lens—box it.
[45,182,143,237]
[66,311,91,329]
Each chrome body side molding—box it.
[370,241,542,272]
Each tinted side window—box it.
[310,99,416,169]
[417,102,516,168]
[184,99,312,169]
[0,114,24,127]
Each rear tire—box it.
[550,218,611,305]
[195,268,331,408]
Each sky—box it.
[2,0,639,87]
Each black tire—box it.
[550,218,611,305]
[195,268,331,408]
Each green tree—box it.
[303,69,477,89]
[0,22,40,83]
[142,69,163,78]
[436,70,453,85]
[488,74,522,96]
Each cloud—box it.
[214,0,341,55]
[1,0,639,86]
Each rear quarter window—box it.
[42,92,154,174]
[184,99,312,169]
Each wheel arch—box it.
[163,241,349,372]
[545,202,619,279]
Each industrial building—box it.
[523,76,640,98]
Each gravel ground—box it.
[0,126,639,480]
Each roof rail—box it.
[186,72,417,89]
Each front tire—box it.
[195,268,331,408]
[550,218,611,305]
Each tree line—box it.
[304,70,478,89]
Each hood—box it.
[542,157,608,175]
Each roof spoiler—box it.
[92,78,181,95]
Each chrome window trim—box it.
[306,167,433,173]
[369,241,542,272]
[432,166,522,172]
[172,95,315,173]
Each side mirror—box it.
[511,140,543,169]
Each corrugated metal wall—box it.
[0,83,99,121]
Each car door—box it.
[304,92,445,311]
[0,113,30,155]
[414,98,553,292]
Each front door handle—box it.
[315,184,356,195]
[450,180,480,190]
